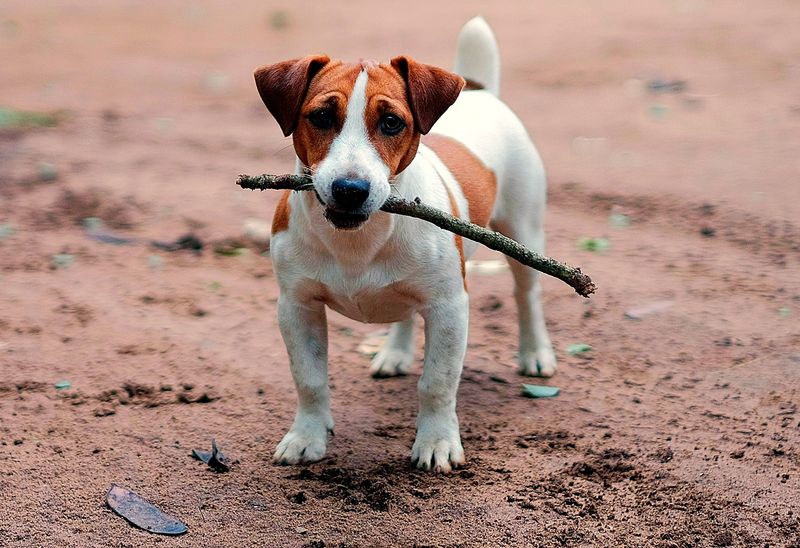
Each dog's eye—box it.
[308,109,334,130]
[379,114,405,136]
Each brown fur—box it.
[364,64,420,176]
[254,55,330,137]
[255,56,464,184]
[390,56,465,134]
[293,62,360,169]
[423,134,497,228]
[271,190,292,234]
[442,184,467,286]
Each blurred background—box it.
[1,1,798,546]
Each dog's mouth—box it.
[324,208,369,230]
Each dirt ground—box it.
[1,1,799,546]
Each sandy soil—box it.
[1,1,799,546]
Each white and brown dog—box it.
[254,17,555,473]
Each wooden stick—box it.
[237,173,597,297]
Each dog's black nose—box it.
[331,178,370,210]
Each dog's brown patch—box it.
[365,64,420,176]
[423,134,497,228]
[271,190,291,234]
[442,184,466,287]
[292,62,361,169]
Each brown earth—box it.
[1,1,799,547]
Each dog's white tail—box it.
[453,16,500,96]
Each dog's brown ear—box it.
[390,56,465,135]
[254,55,330,136]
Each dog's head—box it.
[254,56,464,229]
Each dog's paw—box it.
[273,421,330,465]
[370,348,414,378]
[411,418,464,473]
[518,348,557,378]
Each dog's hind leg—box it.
[370,316,416,377]
[490,154,557,377]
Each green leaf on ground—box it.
[269,10,289,29]
[37,162,58,182]
[52,253,74,269]
[522,384,560,398]
[578,237,610,252]
[609,213,631,228]
[566,343,592,356]
[147,255,164,270]
[0,106,61,129]
[0,224,15,240]
[54,380,71,390]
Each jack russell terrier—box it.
[254,16,555,473]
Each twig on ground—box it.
[237,173,597,297]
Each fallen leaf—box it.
[212,238,249,256]
[624,301,674,320]
[778,307,791,318]
[0,106,61,129]
[0,224,16,240]
[646,79,686,94]
[106,484,188,536]
[54,380,71,390]
[191,439,230,473]
[609,213,630,228]
[82,217,103,231]
[151,234,203,253]
[578,238,610,252]
[52,253,75,269]
[83,216,136,245]
[147,255,164,270]
[87,230,137,246]
[37,162,58,182]
[521,384,560,398]
[269,10,289,29]
[648,104,669,119]
[566,343,592,356]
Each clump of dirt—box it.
[0,380,49,396]
[515,429,581,452]
[31,188,144,229]
[92,383,219,408]
[293,466,395,512]
[54,302,93,327]
[569,447,641,485]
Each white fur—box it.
[270,18,555,472]
[454,16,500,96]
[313,70,390,215]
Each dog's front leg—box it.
[273,295,333,465]
[412,291,469,473]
